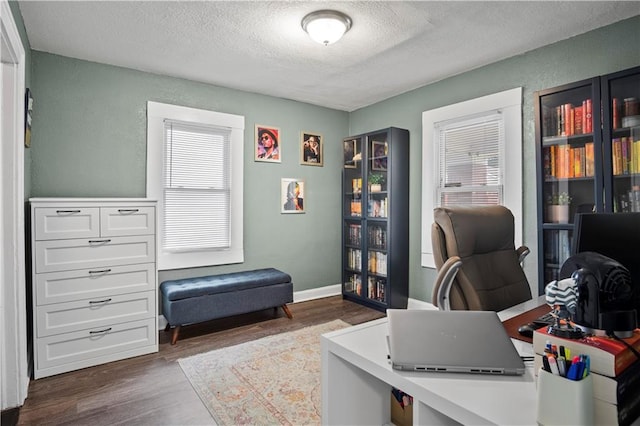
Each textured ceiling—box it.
[18,1,640,111]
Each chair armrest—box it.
[517,246,530,264]
[432,255,462,311]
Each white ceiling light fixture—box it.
[301,10,352,46]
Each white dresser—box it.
[30,198,158,379]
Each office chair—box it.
[431,205,532,311]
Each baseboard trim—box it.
[293,284,341,303]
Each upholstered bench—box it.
[160,268,293,344]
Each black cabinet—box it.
[534,66,640,292]
[341,127,409,311]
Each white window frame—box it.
[147,101,244,270]
[421,87,523,268]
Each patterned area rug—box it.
[178,320,350,425]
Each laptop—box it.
[387,309,525,375]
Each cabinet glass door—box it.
[602,67,640,213]
[366,221,387,303]
[343,137,363,296]
[536,79,600,286]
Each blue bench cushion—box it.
[160,268,292,301]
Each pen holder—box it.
[536,368,594,426]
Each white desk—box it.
[321,297,544,425]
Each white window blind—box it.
[436,113,504,206]
[163,120,231,251]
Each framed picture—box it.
[25,88,33,148]
[371,141,387,171]
[343,139,358,168]
[255,124,281,162]
[281,178,305,214]
[300,132,323,166]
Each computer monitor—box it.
[571,212,640,287]
[568,212,640,333]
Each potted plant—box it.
[369,173,385,192]
[548,192,572,223]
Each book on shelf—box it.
[533,327,640,377]
[534,355,640,405]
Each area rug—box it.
[178,320,350,425]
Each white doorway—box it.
[1,0,28,410]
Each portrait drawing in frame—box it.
[343,139,358,168]
[255,124,281,162]
[371,141,388,171]
[281,178,305,214]
[300,131,323,166]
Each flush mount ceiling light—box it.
[301,10,352,46]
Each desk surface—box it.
[322,296,545,425]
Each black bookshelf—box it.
[534,66,640,293]
[341,127,409,311]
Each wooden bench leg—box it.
[171,325,181,345]
[164,322,171,332]
[282,304,293,319]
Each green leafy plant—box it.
[369,173,385,185]
[549,191,572,205]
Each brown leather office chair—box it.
[431,205,532,311]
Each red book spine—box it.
[585,99,593,133]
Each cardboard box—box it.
[390,388,413,426]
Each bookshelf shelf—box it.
[341,127,409,311]
[534,66,640,292]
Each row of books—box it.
[542,100,593,137]
[344,273,362,296]
[612,137,640,175]
[367,277,386,302]
[543,229,571,265]
[346,223,361,246]
[368,198,388,218]
[345,248,361,271]
[349,200,362,216]
[543,142,595,179]
[368,225,387,249]
[533,327,640,425]
[368,250,387,275]
[616,188,640,213]
[351,178,363,194]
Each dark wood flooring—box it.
[3,296,384,425]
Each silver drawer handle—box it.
[88,239,111,244]
[56,210,81,214]
[89,327,112,334]
[89,298,112,304]
[117,209,139,214]
[88,269,111,274]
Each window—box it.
[436,113,504,206]
[147,102,244,270]
[421,88,522,268]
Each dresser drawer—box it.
[36,291,155,337]
[100,206,155,237]
[34,207,100,241]
[36,317,157,371]
[35,235,155,273]
[36,263,156,305]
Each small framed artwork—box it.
[281,178,305,214]
[371,141,388,171]
[300,132,323,166]
[343,139,358,168]
[255,124,281,162]
[25,88,33,148]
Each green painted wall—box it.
[29,52,349,290]
[349,15,640,303]
[26,15,640,302]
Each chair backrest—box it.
[431,205,532,311]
